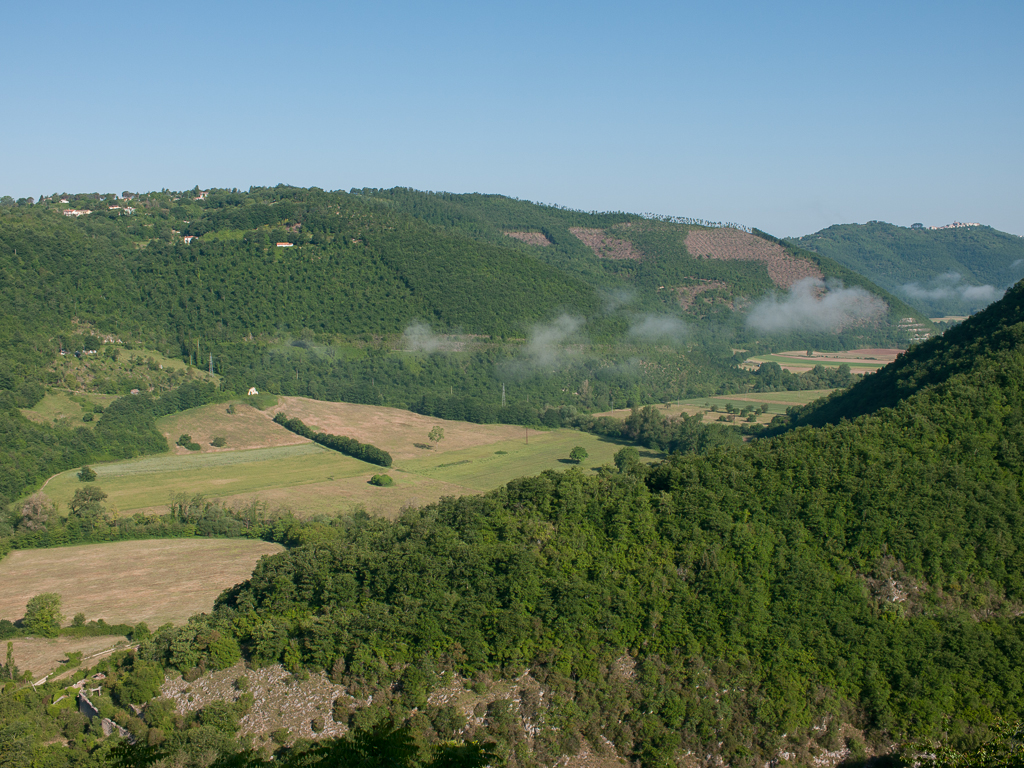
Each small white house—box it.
[248,387,259,396]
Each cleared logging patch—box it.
[685,228,823,288]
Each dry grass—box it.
[269,397,530,462]
[158,402,309,454]
[0,539,283,628]
[7,635,134,683]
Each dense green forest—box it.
[0,186,928,428]
[3,274,1024,765]
[4,188,1022,767]
[788,221,1024,317]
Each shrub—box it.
[82,413,93,422]
[271,728,291,745]
[176,434,201,451]
[369,474,394,487]
[211,436,227,447]
[311,716,325,733]
[78,466,97,482]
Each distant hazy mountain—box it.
[787,221,1024,317]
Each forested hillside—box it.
[788,221,1024,317]
[3,187,1024,766]
[119,276,1024,766]
[770,278,1024,430]
[0,187,925,411]
[0,187,935,506]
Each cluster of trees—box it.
[751,360,856,391]
[0,382,225,507]
[272,413,392,467]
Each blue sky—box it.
[2,0,1021,237]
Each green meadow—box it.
[40,416,647,519]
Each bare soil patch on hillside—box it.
[570,227,644,261]
[269,397,528,462]
[0,539,283,628]
[504,231,552,246]
[685,228,823,288]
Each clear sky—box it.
[2,0,1021,237]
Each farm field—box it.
[9,635,134,685]
[20,392,119,427]
[741,348,901,374]
[595,389,835,424]
[0,538,284,629]
[0,538,282,679]
[157,401,308,454]
[38,398,652,519]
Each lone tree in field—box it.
[23,593,63,638]
[78,465,97,482]
[569,446,588,464]
[428,426,445,447]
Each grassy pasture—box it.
[595,389,835,424]
[9,635,134,684]
[400,429,640,491]
[21,392,119,427]
[42,444,355,514]
[37,397,657,519]
[157,402,307,454]
[0,538,282,679]
[0,539,283,629]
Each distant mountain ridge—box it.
[787,220,1024,317]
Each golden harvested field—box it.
[9,635,134,684]
[158,402,309,454]
[0,539,283,628]
[268,397,535,462]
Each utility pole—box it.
[209,354,213,375]
[502,383,506,408]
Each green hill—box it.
[770,278,1024,431]
[174,277,1024,766]
[787,221,1024,317]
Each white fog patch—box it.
[523,315,585,368]
[403,321,445,353]
[900,272,1001,304]
[602,288,636,313]
[628,314,689,342]
[746,278,886,333]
